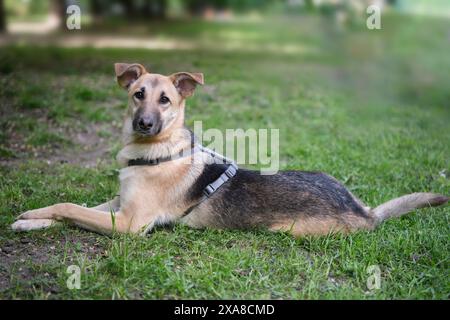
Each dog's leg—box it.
[11,196,121,233]
[13,202,163,236]
[14,203,131,235]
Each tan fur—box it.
[372,192,449,224]
[268,213,375,237]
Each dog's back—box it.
[183,167,373,235]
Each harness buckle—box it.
[225,167,235,178]
[204,185,215,196]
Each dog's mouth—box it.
[134,127,162,137]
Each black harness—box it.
[127,145,238,217]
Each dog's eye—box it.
[134,91,144,100]
[160,96,170,104]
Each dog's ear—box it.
[170,72,204,98]
[114,63,147,89]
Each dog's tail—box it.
[371,192,448,224]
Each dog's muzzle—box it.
[133,115,162,136]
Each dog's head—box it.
[115,63,203,139]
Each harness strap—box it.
[182,161,237,217]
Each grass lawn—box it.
[0,14,449,299]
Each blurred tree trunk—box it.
[119,0,135,18]
[186,0,207,16]
[52,0,67,30]
[143,0,167,18]
[0,0,5,32]
[90,0,102,20]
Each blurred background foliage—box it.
[0,1,448,45]
[1,0,449,29]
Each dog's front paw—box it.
[11,219,57,232]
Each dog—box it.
[11,63,449,237]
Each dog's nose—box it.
[138,117,153,131]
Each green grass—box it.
[0,14,449,299]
